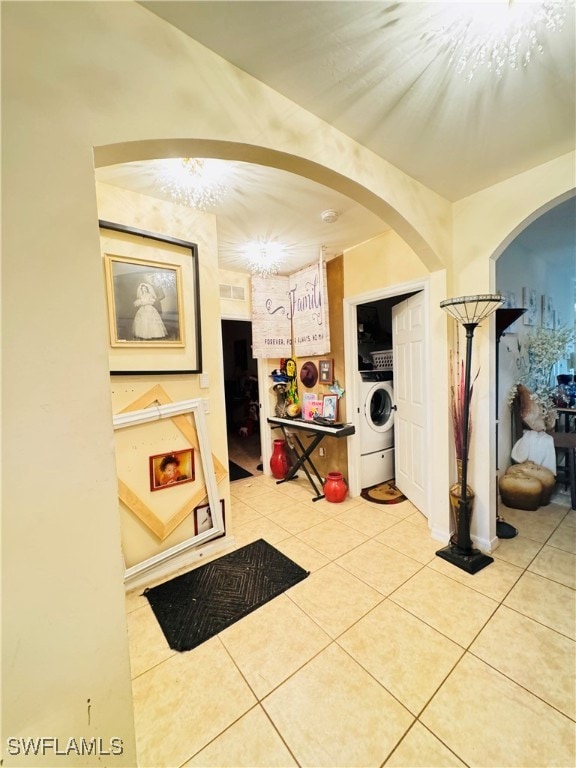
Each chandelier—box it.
[243,240,284,278]
[159,158,227,210]
[423,0,569,80]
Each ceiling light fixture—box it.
[159,158,227,210]
[243,239,285,278]
[424,0,569,81]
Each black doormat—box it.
[228,460,253,481]
[143,539,309,652]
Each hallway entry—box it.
[221,319,262,476]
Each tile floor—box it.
[126,477,575,768]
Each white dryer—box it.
[359,373,395,489]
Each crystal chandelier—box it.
[159,158,227,210]
[243,240,284,278]
[423,0,569,81]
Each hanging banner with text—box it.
[251,276,292,358]
[251,262,330,358]
[290,261,330,357]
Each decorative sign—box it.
[290,262,330,357]
[251,261,330,358]
[251,276,291,358]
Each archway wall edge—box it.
[450,151,575,295]
[95,138,448,272]
[446,152,575,548]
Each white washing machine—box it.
[359,372,396,489]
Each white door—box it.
[392,292,427,515]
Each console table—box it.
[267,416,355,501]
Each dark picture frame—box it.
[100,220,202,375]
[194,499,226,536]
[149,448,195,492]
[319,358,334,384]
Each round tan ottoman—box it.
[499,470,543,511]
[506,461,556,505]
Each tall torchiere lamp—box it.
[437,294,504,575]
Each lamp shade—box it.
[440,294,504,325]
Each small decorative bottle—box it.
[553,374,572,407]
[270,439,290,480]
[323,472,348,503]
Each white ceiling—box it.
[97,158,388,273]
[97,1,576,274]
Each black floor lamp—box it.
[436,293,504,575]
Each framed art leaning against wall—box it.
[100,220,202,374]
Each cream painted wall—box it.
[2,1,573,761]
[96,182,230,570]
[343,230,429,295]
[219,269,253,321]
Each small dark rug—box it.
[361,480,407,505]
[228,460,253,481]
[144,539,309,651]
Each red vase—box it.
[323,472,348,503]
[270,439,290,479]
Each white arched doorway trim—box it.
[492,189,576,263]
[491,188,576,542]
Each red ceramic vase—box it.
[323,472,347,503]
[270,439,290,480]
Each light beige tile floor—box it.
[127,476,575,767]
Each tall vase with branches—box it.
[450,352,478,488]
[448,352,479,548]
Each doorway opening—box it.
[221,319,262,478]
[344,279,431,517]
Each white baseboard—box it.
[124,534,236,591]
[430,526,498,556]
[429,524,450,545]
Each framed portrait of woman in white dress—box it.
[105,255,184,346]
[100,221,202,374]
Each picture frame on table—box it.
[302,392,323,421]
[319,358,334,384]
[149,448,195,492]
[100,220,202,375]
[322,394,338,422]
[194,499,226,536]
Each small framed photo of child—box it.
[322,394,338,422]
[319,359,334,384]
[149,448,194,492]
